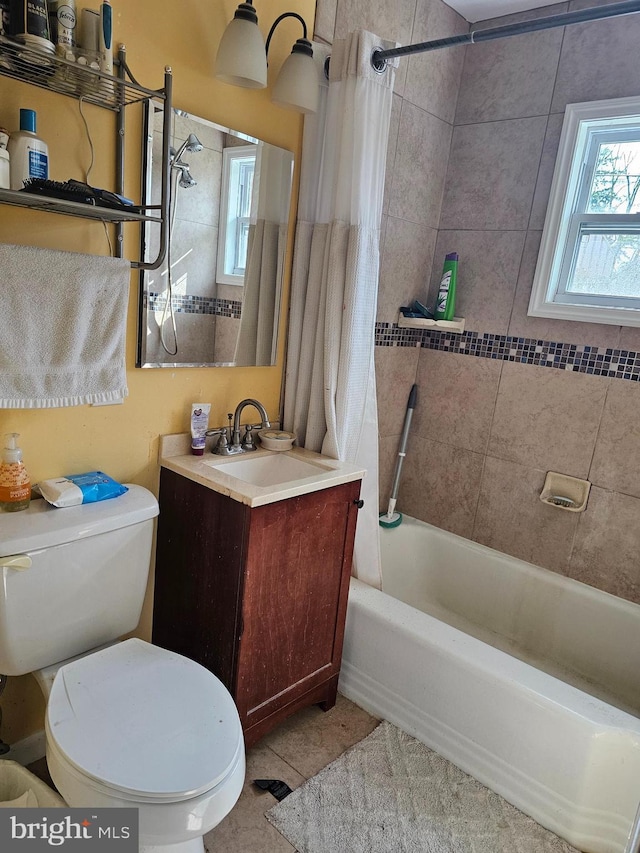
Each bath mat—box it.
[267,721,579,853]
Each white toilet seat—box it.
[46,638,243,803]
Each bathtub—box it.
[339,516,640,853]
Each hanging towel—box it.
[0,244,131,408]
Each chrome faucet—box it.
[207,399,271,456]
[232,399,270,450]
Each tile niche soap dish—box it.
[539,471,590,512]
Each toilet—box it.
[0,485,245,853]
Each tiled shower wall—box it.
[315,0,640,604]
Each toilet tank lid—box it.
[0,485,159,557]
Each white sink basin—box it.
[203,453,331,487]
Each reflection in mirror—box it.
[137,104,294,368]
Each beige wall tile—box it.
[375,345,420,438]
[551,1,640,113]
[455,26,562,126]
[313,0,337,43]
[388,101,453,228]
[427,230,526,335]
[334,0,416,95]
[507,231,622,349]
[618,326,640,352]
[173,146,222,229]
[528,113,563,231]
[440,117,547,231]
[213,315,240,364]
[379,433,403,512]
[377,217,437,325]
[589,381,640,498]
[412,349,503,454]
[400,437,484,537]
[382,94,402,216]
[404,0,468,124]
[473,456,579,574]
[145,313,215,365]
[488,362,609,476]
[147,218,219,299]
[567,486,640,604]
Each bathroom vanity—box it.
[152,436,364,746]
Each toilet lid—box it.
[46,639,243,801]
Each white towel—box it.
[0,244,131,408]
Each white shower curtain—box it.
[235,144,292,366]
[283,31,397,589]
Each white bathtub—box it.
[339,516,640,853]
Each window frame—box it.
[528,95,640,327]
[216,145,256,287]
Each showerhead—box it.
[171,133,204,164]
[177,166,197,189]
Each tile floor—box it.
[28,693,380,853]
[205,695,380,852]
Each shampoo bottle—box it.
[434,252,459,321]
[7,108,49,190]
[0,433,31,512]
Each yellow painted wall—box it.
[0,0,315,745]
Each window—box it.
[216,145,256,286]
[529,96,640,327]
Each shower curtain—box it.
[235,144,291,366]
[283,30,397,589]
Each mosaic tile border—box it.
[375,323,640,382]
[148,292,242,319]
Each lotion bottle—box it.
[7,108,49,190]
[0,433,31,512]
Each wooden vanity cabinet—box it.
[152,467,362,747]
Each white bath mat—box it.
[267,721,579,853]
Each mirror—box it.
[137,103,294,368]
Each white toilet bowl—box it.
[40,639,245,853]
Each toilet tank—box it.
[0,485,159,676]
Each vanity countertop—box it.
[159,433,365,507]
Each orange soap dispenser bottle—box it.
[0,433,31,512]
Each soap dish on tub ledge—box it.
[258,429,296,452]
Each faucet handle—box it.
[241,424,261,451]
[205,428,229,453]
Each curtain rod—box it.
[370,0,640,70]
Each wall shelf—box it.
[0,188,161,223]
[0,35,158,109]
[397,310,465,334]
[0,38,172,270]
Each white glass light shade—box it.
[215,17,268,89]
[272,49,319,114]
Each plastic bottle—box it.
[7,108,49,190]
[434,252,459,321]
[0,433,31,512]
[0,129,9,189]
[49,0,77,55]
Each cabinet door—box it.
[235,480,360,728]
[153,468,248,692]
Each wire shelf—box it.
[0,35,165,110]
[0,188,163,223]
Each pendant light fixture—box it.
[215,2,319,114]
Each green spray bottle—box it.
[434,252,458,321]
